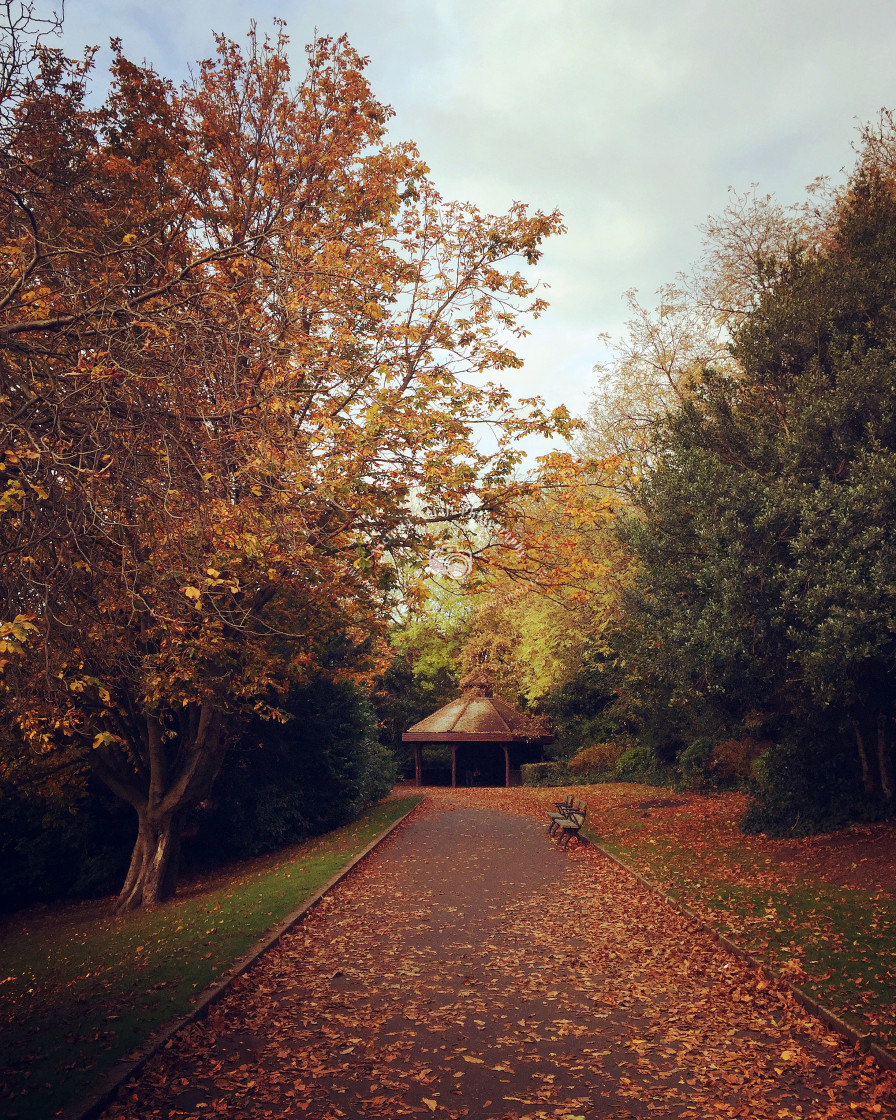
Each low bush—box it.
[710,737,768,785]
[191,677,396,862]
[0,767,135,912]
[678,737,715,789]
[615,743,662,782]
[568,741,627,778]
[520,761,569,787]
[678,736,771,791]
[741,736,886,837]
[543,656,620,758]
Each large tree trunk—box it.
[94,702,227,912]
[115,812,182,912]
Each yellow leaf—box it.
[182,587,201,601]
[423,1100,437,1112]
[462,1056,483,1064]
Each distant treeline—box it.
[386,115,896,838]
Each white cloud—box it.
[55,0,896,442]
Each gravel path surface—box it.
[103,792,894,1119]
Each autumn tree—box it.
[581,184,834,488]
[434,456,634,758]
[373,581,471,775]
[0,22,569,908]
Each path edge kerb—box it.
[62,796,424,1120]
[584,830,896,1074]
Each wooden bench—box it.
[546,793,574,836]
[552,797,587,848]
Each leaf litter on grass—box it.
[103,788,895,1120]
[426,784,896,1049]
[0,797,420,1120]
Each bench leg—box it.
[559,828,580,849]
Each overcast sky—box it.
[56,0,896,453]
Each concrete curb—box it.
[585,832,896,1074]
[61,797,424,1120]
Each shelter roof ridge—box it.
[403,690,551,743]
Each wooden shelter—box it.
[403,688,554,787]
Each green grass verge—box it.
[586,820,896,1050]
[0,794,421,1120]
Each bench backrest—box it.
[570,799,587,823]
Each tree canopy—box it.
[609,117,896,827]
[0,19,570,907]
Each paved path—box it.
[105,794,893,1119]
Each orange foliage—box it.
[0,25,568,907]
[568,741,628,775]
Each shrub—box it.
[543,657,619,758]
[520,761,569,787]
[710,737,768,785]
[678,737,715,789]
[189,678,395,863]
[614,743,661,782]
[741,736,882,837]
[0,771,134,912]
[568,741,627,777]
[678,736,770,791]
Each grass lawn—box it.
[0,794,421,1120]
[569,783,896,1051]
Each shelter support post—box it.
[415,745,422,788]
[503,744,510,788]
[451,745,457,788]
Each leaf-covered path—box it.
[104,791,894,1119]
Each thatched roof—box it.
[402,691,553,744]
